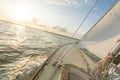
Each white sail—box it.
[82,1,120,58]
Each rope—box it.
[72,0,99,38]
[54,0,99,65]
[32,0,100,79]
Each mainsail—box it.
[82,0,120,58]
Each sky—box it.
[0,0,116,35]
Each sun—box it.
[12,6,33,21]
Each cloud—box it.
[46,0,91,8]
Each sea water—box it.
[0,21,78,80]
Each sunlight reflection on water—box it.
[8,25,27,49]
[0,21,78,80]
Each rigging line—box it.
[72,0,99,38]
[54,0,99,64]
[81,0,118,41]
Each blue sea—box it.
[0,21,78,80]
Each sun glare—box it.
[12,6,33,21]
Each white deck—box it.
[33,44,95,80]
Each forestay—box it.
[82,0,120,59]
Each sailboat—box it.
[31,0,120,80]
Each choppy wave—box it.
[0,21,78,80]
